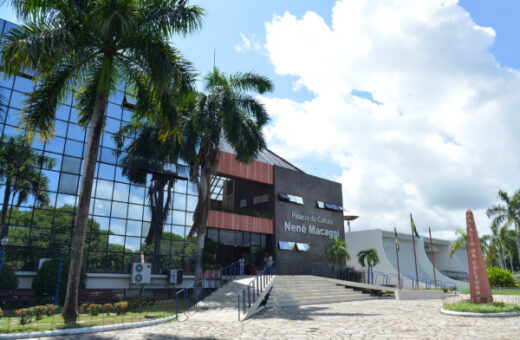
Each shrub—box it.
[80,303,90,314]
[32,257,86,304]
[0,263,19,290]
[15,308,33,325]
[31,305,45,320]
[103,303,113,315]
[114,301,129,315]
[127,296,156,310]
[44,304,57,316]
[487,266,518,287]
[87,304,102,316]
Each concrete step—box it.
[264,275,377,309]
[266,295,375,307]
[269,289,363,297]
[268,292,365,301]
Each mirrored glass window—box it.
[58,173,79,195]
[62,156,81,174]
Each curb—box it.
[0,314,177,339]
[440,308,520,317]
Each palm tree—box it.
[181,67,273,292]
[449,228,467,258]
[325,237,350,267]
[115,119,183,272]
[2,0,204,319]
[486,189,520,268]
[357,248,379,284]
[0,135,55,238]
[499,227,518,272]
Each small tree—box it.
[325,237,350,267]
[357,248,379,284]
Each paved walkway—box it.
[40,298,520,339]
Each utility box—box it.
[131,263,152,284]
[169,268,183,285]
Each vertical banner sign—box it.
[466,209,493,303]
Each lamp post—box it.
[0,237,8,274]
[344,215,359,233]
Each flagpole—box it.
[429,226,437,289]
[394,227,402,290]
[410,214,419,290]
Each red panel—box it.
[206,210,273,234]
[216,151,273,185]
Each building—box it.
[346,229,469,289]
[0,18,345,290]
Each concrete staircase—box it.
[266,275,376,308]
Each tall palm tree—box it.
[181,67,273,291]
[357,248,379,284]
[325,237,350,267]
[2,0,204,319]
[115,119,184,272]
[486,189,520,268]
[0,135,55,238]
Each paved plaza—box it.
[38,298,520,340]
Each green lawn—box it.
[443,300,520,313]
[0,303,184,334]
[460,289,520,295]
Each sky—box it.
[1,0,520,240]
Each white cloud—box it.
[235,32,263,54]
[262,0,520,239]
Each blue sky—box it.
[2,1,520,237]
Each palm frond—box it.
[229,71,274,94]
[139,0,205,37]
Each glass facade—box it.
[0,19,201,274]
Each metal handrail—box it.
[237,262,275,321]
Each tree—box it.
[449,228,467,258]
[181,67,273,292]
[2,0,204,319]
[486,189,520,270]
[325,236,350,267]
[0,135,55,239]
[115,120,183,272]
[357,248,379,284]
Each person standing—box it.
[239,257,245,276]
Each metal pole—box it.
[54,247,66,306]
[394,227,402,290]
[410,217,419,290]
[0,244,6,274]
[429,227,437,289]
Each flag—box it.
[394,227,400,252]
[410,213,420,238]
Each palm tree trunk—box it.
[62,94,107,320]
[0,180,11,239]
[193,165,211,298]
[511,223,520,270]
